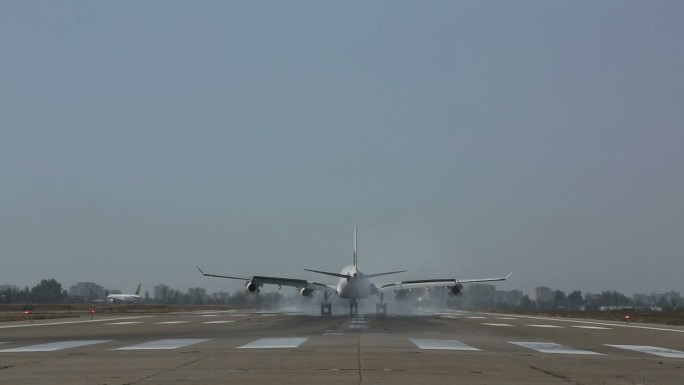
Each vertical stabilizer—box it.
[135,284,142,296]
[353,226,358,268]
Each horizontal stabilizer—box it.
[303,268,349,279]
[365,270,406,278]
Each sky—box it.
[1,1,683,298]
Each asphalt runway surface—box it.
[1,308,683,384]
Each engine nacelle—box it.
[448,283,464,297]
[394,289,408,301]
[245,279,260,294]
[299,288,314,298]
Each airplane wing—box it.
[377,272,513,292]
[196,266,337,293]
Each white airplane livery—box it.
[197,227,512,315]
[107,284,142,303]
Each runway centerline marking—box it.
[203,320,235,324]
[467,316,486,319]
[483,323,514,327]
[572,325,612,330]
[605,345,684,358]
[510,342,601,355]
[527,324,565,328]
[0,340,112,353]
[106,321,144,325]
[154,321,190,324]
[410,339,480,351]
[238,338,308,349]
[116,339,209,350]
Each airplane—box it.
[197,227,512,316]
[107,284,142,303]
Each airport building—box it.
[69,282,106,300]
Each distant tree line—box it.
[0,279,67,304]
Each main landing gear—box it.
[375,293,387,316]
[349,298,359,316]
[320,292,332,316]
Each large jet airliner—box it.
[107,284,142,303]
[197,228,512,316]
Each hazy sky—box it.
[1,1,682,297]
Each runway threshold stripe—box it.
[0,340,112,353]
[605,345,684,358]
[238,338,308,349]
[116,339,209,350]
[510,342,601,355]
[410,339,480,351]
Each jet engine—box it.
[394,289,408,301]
[447,283,464,297]
[299,288,314,298]
[245,279,260,294]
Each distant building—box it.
[535,286,554,306]
[466,284,496,308]
[69,282,105,299]
[188,287,207,304]
[496,290,523,307]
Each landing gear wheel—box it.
[376,303,387,316]
[376,293,387,316]
[320,292,332,316]
[320,303,332,316]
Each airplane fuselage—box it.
[336,265,372,299]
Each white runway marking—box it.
[116,339,209,350]
[410,339,480,351]
[323,330,344,336]
[0,316,154,329]
[105,321,143,325]
[605,345,684,358]
[467,316,486,319]
[154,321,190,324]
[572,325,611,330]
[527,324,564,328]
[477,312,684,334]
[198,314,220,317]
[483,323,513,327]
[496,317,516,320]
[510,342,601,355]
[0,340,111,353]
[203,320,235,324]
[238,338,308,349]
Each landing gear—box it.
[320,292,332,316]
[376,293,387,316]
[349,298,359,316]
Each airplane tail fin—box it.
[135,284,141,296]
[353,226,358,268]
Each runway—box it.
[1,309,683,384]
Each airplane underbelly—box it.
[337,280,370,299]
